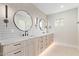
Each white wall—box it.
[47,8,78,46]
[0,3,46,40]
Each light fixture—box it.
[35,17,38,28]
[3,5,9,28]
[60,5,64,8]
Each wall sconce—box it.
[3,5,9,28]
[35,17,38,28]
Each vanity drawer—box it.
[6,48,25,56]
[3,40,26,54]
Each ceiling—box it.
[33,3,79,15]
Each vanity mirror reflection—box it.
[13,11,33,36]
[39,18,47,33]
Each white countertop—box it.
[0,33,53,46]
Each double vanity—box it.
[0,5,53,56]
[0,33,53,56]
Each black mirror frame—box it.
[13,10,33,32]
[39,18,47,31]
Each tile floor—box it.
[39,43,79,56]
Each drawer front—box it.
[3,41,26,54]
[6,48,25,56]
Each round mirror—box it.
[13,11,33,32]
[39,18,47,32]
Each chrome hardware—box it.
[14,43,21,46]
[14,51,21,54]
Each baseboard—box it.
[55,42,78,49]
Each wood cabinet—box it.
[0,33,54,56]
[38,36,46,54]
[35,34,53,55]
[3,40,26,55]
[2,40,26,56]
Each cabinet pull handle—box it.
[14,51,21,54]
[14,43,21,46]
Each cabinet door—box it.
[23,40,29,56]
[24,47,29,56]
[28,39,35,56]
[28,45,35,56]
[34,38,39,56]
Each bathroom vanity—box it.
[0,33,53,56]
[0,4,53,56]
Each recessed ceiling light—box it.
[60,5,64,8]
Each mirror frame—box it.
[39,18,47,31]
[13,10,33,32]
